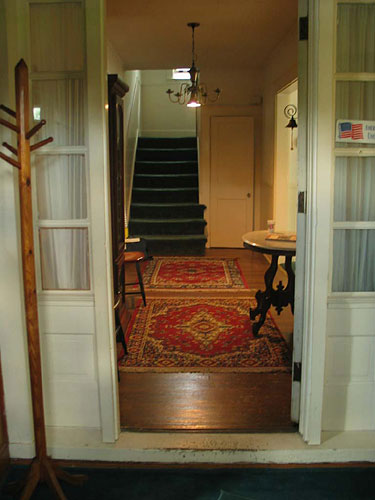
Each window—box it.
[30,1,90,292]
[332,2,375,292]
[172,68,190,80]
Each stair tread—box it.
[135,234,207,240]
[132,202,205,207]
[131,218,206,223]
[137,148,197,151]
[135,173,197,178]
[135,160,197,164]
[133,187,197,192]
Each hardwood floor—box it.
[120,248,295,432]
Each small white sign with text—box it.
[336,119,375,144]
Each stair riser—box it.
[132,190,199,203]
[138,137,197,148]
[129,221,206,236]
[135,163,198,175]
[133,176,198,189]
[144,239,206,256]
[136,150,197,162]
[131,205,206,219]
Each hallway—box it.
[120,249,295,432]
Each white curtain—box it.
[36,155,87,220]
[337,4,375,73]
[32,78,84,146]
[333,159,375,292]
[36,155,89,290]
[33,77,88,290]
[40,228,89,290]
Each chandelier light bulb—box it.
[166,22,221,107]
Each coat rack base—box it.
[6,456,87,500]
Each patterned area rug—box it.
[142,257,248,290]
[119,297,291,372]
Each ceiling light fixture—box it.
[166,22,221,107]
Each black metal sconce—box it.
[284,104,297,150]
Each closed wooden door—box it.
[210,116,254,247]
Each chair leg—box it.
[135,261,146,306]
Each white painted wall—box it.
[124,70,141,220]
[274,82,298,232]
[107,40,124,75]
[106,43,142,228]
[140,70,196,137]
[1,0,117,457]
[262,24,298,229]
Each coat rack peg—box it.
[26,119,46,140]
[30,136,53,152]
[0,117,19,133]
[0,104,16,118]
[2,141,18,156]
[0,151,20,169]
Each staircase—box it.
[129,137,207,255]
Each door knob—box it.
[247,193,251,198]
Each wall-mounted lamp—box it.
[284,104,297,150]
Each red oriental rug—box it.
[142,257,249,290]
[118,297,291,372]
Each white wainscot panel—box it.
[43,378,101,428]
[41,333,100,427]
[325,337,375,384]
[39,303,95,335]
[324,302,375,431]
[42,334,96,379]
[323,383,375,431]
[327,303,375,336]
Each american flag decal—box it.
[339,122,364,140]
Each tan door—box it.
[210,116,254,247]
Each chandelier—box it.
[166,22,221,107]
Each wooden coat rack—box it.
[1,59,86,499]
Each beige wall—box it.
[107,40,124,75]
[261,23,298,228]
[274,83,298,232]
[140,70,196,137]
[123,69,141,219]
[106,42,142,221]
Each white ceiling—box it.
[106,0,298,71]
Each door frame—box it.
[296,0,334,444]
[198,105,262,247]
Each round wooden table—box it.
[242,230,296,336]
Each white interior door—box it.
[210,116,254,247]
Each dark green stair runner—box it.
[129,137,207,255]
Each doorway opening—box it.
[106,7,300,434]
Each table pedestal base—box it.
[250,254,295,336]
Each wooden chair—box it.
[124,251,147,306]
